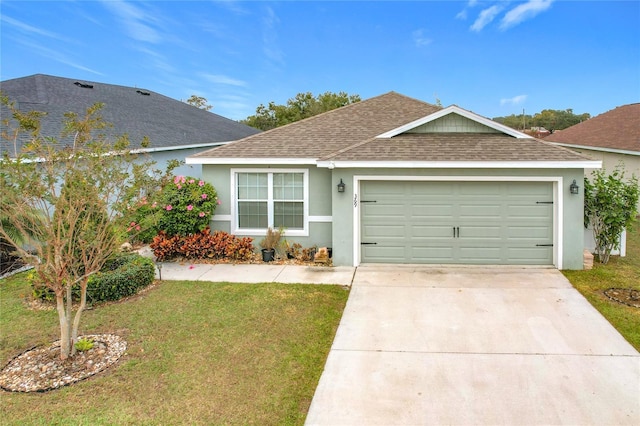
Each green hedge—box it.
[32,253,155,304]
[88,253,155,302]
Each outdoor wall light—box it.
[337,178,346,193]
[570,179,579,195]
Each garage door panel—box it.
[459,204,502,219]
[411,247,455,261]
[412,205,453,218]
[361,181,554,265]
[507,205,552,218]
[458,247,503,262]
[362,245,406,262]
[458,225,502,239]
[362,224,405,239]
[507,247,551,263]
[509,225,552,239]
[411,225,452,238]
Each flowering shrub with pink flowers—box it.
[157,176,218,237]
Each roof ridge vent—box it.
[74,81,94,89]
[136,90,151,96]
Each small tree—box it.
[584,167,639,264]
[185,95,212,111]
[0,97,163,360]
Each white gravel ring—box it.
[0,334,126,393]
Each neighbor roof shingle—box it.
[544,103,640,153]
[0,74,260,156]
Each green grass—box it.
[563,220,640,351]
[0,277,349,425]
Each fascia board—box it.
[317,160,603,169]
[546,141,640,156]
[131,141,229,154]
[376,105,530,139]
[186,157,317,165]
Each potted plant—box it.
[259,227,283,262]
[284,240,302,260]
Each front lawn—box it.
[0,276,349,425]
[563,220,640,351]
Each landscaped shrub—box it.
[157,176,218,237]
[151,228,254,261]
[126,196,161,244]
[31,253,155,304]
[88,253,155,302]
[149,231,182,261]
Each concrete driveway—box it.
[306,266,640,425]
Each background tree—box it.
[584,167,639,264]
[185,95,212,111]
[493,108,590,132]
[241,91,361,130]
[0,98,164,360]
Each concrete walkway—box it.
[306,265,640,425]
[154,261,356,285]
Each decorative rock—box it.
[583,249,594,270]
[0,334,127,393]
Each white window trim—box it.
[230,168,309,236]
[352,175,563,269]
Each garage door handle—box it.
[536,244,553,247]
[361,242,377,245]
[453,227,460,238]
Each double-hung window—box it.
[233,169,308,235]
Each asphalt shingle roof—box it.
[544,103,640,153]
[0,74,260,156]
[190,92,441,159]
[323,133,589,162]
[190,92,593,164]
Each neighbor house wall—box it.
[572,148,640,211]
[330,167,586,270]
[149,147,210,178]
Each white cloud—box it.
[412,29,433,48]
[262,6,284,65]
[200,73,247,87]
[500,95,528,106]
[100,0,162,43]
[12,38,103,76]
[1,15,72,42]
[500,0,554,30]
[470,5,504,32]
[456,0,479,20]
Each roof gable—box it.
[188,92,441,162]
[544,103,640,153]
[0,74,260,156]
[377,105,530,139]
[187,92,599,168]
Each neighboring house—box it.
[545,103,640,256]
[544,103,640,211]
[0,74,260,178]
[187,92,600,269]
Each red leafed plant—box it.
[151,228,254,261]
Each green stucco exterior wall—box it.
[203,164,586,269]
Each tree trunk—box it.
[56,292,71,360]
[71,279,89,357]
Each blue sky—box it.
[1,1,639,121]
